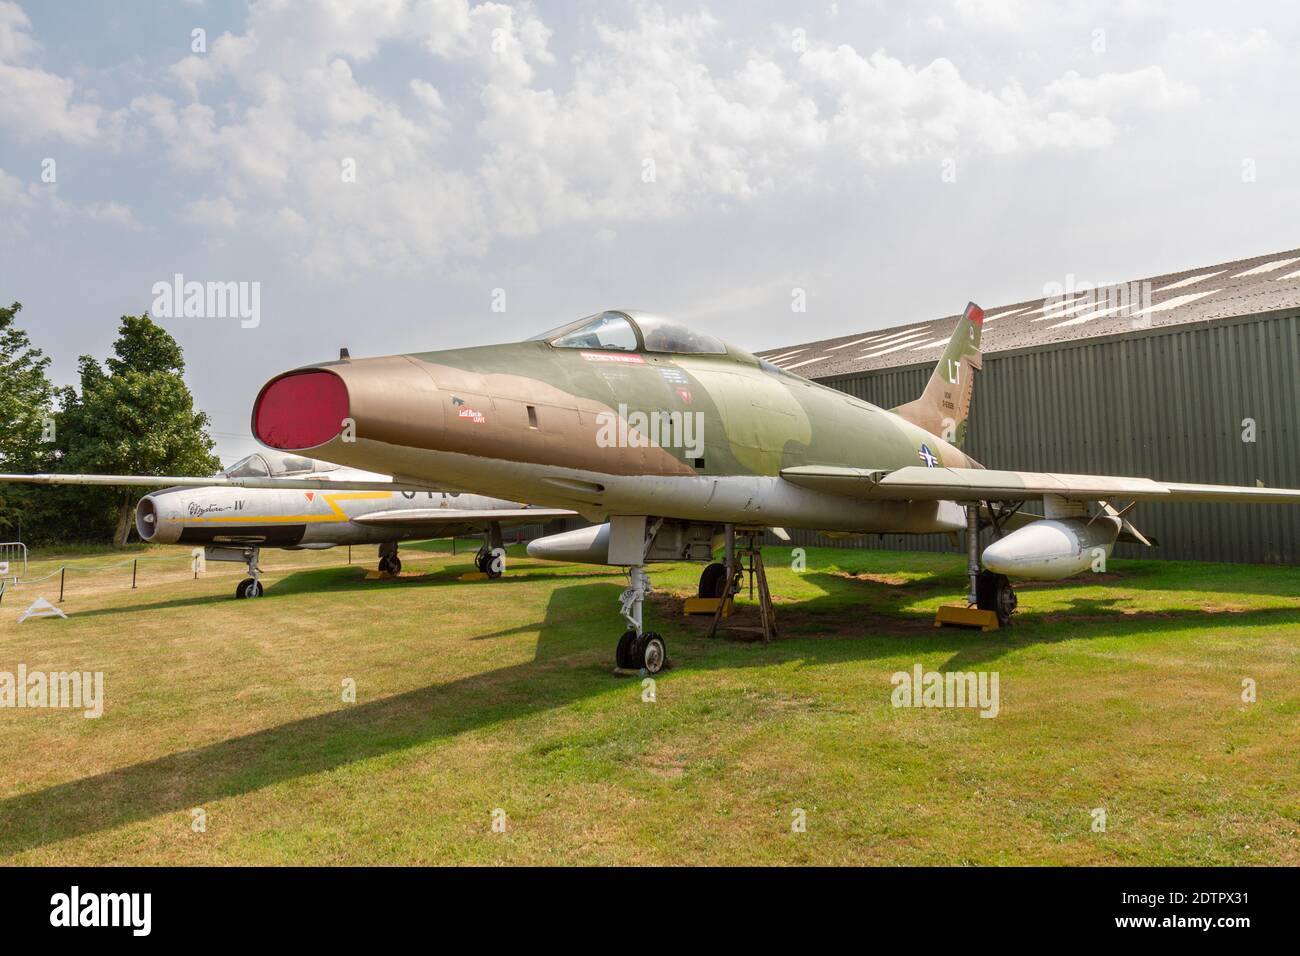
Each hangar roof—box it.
[757,248,1300,379]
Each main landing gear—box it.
[377,541,402,575]
[966,504,1017,626]
[697,561,734,598]
[234,546,264,599]
[473,522,506,579]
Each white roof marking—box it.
[1132,289,1223,317]
[1155,270,1226,291]
[783,355,833,370]
[1232,257,1300,277]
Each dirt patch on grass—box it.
[841,571,912,586]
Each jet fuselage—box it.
[252,314,974,535]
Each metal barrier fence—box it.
[0,541,28,577]
[0,553,195,605]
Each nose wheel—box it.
[235,577,264,599]
[616,628,667,674]
[232,546,264,599]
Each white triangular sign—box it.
[18,597,68,623]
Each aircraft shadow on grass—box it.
[59,561,622,621]
[3,571,1299,856]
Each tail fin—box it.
[892,301,983,447]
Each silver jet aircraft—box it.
[2,451,573,597]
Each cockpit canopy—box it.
[220,452,341,479]
[530,310,729,355]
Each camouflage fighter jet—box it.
[1,450,573,597]
[247,307,1300,671]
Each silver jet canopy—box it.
[219,452,342,479]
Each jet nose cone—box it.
[252,357,444,454]
[254,370,349,450]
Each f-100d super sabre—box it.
[248,306,1300,672]
[1,451,573,597]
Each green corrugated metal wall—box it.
[790,308,1300,564]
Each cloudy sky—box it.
[1,0,1297,462]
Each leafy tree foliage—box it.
[60,314,221,546]
[0,305,219,546]
[0,302,58,540]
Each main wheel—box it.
[234,577,253,599]
[485,559,503,580]
[237,578,263,599]
[637,632,667,675]
[474,551,488,572]
[388,556,401,575]
[615,629,639,669]
[697,562,727,598]
[975,570,1017,626]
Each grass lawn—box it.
[0,540,1297,865]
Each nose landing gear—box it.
[616,564,667,675]
[232,546,263,599]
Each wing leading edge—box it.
[781,465,1300,504]
[0,473,441,493]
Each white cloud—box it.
[0,1,115,145]
[0,0,37,60]
[81,200,144,230]
[0,164,35,208]
[0,164,142,232]
[134,1,1199,275]
[184,195,241,229]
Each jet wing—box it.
[781,465,1300,504]
[351,508,576,530]
[0,473,440,493]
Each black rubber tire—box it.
[235,577,253,599]
[236,578,263,599]
[389,557,401,575]
[697,562,727,598]
[615,630,639,669]
[976,570,1016,626]
[474,551,488,572]
[637,632,667,675]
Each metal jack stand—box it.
[707,529,777,643]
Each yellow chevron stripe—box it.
[164,491,394,524]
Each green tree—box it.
[0,302,58,540]
[60,314,220,546]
